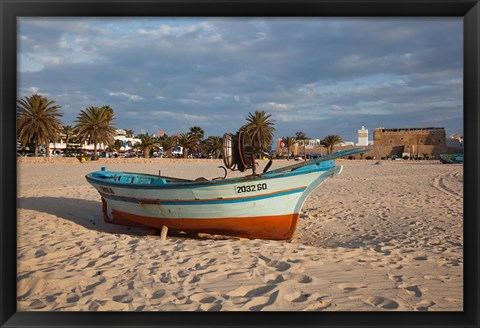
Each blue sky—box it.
[18,17,463,142]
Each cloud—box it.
[17,17,463,142]
[106,90,143,101]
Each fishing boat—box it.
[439,153,463,164]
[86,131,368,240]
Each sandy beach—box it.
[17,158,463,311]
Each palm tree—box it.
[188,126,205,141]
[204,136,222,158]
[62,125,75,144]
[177,133,196,158]
[242,111,276,174]
[62,124,76,156]
[17,94,63,157]
[101,105,115,121]
[74,106,116,160]
[320,134,343,154]
[137,133,159,158]
[243,111,276,150]
[131,143,141,157]
[188,126,205,157]
[125,129,135,138]
[160,135,177,157]
[295,131,308,161]
[281,136,297,160]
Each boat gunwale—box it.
[85,165,337,190]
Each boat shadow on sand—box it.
[17,196,160,236]
[17,196,240,240]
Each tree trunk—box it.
[183,148,188,158]
[303,141,306,161]
[93,143,98,160]
[46,140,51,157]
[144,147,150,158]
[34,137,39,157]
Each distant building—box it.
[49,129,141,156]
[372,127,447,158]
[356,125,369,146]
[153,130,167,138]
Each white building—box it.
[49,129,141,156]
[356,125,369,146]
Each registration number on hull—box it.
[234,183,268,193]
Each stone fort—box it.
[277,126,458,159]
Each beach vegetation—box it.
[62,124,82,157]
[74,106,116,160]
[188,126,205,156]
[188,126,205,141]
[62,125,75,144]
[320,134,343,154]
[295,131,308,161]
[159,135,178,158]
[177,133,196,158]
[203,136,223,159]
[137,133,160,158]
[242,110,276,175]
[281,136,297,160]
[17,94,63,157]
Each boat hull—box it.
[103,198,300,239]
[87,163,342,240]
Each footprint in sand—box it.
[248,290,279,311]
[244,284,277,298]
[29,299,47,309]
[149,289,167,305]
[258,255,291,272]
[34,250,46,258]
[402,285,423,297]
[201,303,222,311]
[112,294,133,303]
[88,300,101,311]
[190,292,218,304]
[66,293,80,303]
[414,300,435,311]
[413,256,428,261]
[424,274,450,282]
[283,290,311,303]
[337,282,366,293]
[151,289,166,299]
[262,273,285,284]
[297,274,313,284]
[353,296,400,310]
[388,274,403,283]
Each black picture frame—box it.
[1,0,478,327]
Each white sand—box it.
[17,158,463,311]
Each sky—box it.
[18,17,463,143]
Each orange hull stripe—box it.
[109,209,300,240]
[100,185,307,204]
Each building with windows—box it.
[49,129,141,156]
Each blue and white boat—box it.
[86,145,367,240]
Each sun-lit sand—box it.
[17,158,463,311]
